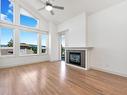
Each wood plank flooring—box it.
[0,61,127,95]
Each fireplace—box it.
[65,47,93,70]
[66,50,85,68]
[69,52,81,66]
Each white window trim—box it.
[19,54,39,57]
[0,21,47,33]
[0,22,49,57]
[0,47,14,49]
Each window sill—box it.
[19,54,39,57]
[19,53,48,57]
[0,53,48,58]
[41,53,48,55]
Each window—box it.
[41,34,48,53]
[0,28,14,56]
[0,0,13,23]
[20,8,39,28]
[20,31,38,55]
[0,1,48,57]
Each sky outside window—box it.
[20,8,38,27]
[20,31,37,45]
[0,0,13,23]
[0,28,13,47]
[0,0,47,46]
[42,34,48,47]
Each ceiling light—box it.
[45,5,53,11]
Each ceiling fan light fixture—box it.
[45,5,53,11]
[38,0,64,15]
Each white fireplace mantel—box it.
[64,47,93,50]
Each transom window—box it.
[20,8,39,28]
[0,0,14,23]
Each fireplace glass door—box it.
[69,52,81,66]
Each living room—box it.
[0,0,127,95]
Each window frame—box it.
[0,0,48,58]
[19,8,40,29]
[19,30,39,56]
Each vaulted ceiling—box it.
[22,0,125,24]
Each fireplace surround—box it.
[65,47,93,70]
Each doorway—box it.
[60,35,65,61]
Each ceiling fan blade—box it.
[38,6,45,11]
[53,5,64,10]
[50,10,55,15]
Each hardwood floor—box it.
[0,61,127,95]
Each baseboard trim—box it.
[91,66,127,78]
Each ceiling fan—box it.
[38,0,64,15]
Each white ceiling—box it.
[23,0,125,24]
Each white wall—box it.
[58,13,87,47]
[0,55,49,68]
[88,1,127,77]
[49,22,59,61]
